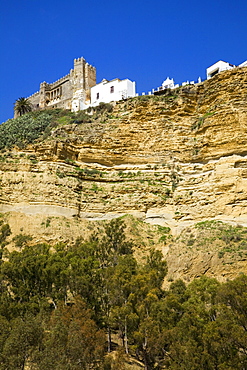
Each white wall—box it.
[71,89,87,112]
[162,77,175,89]
[239,60,247,68]
[206,61,234,79]
[91,78,136,106]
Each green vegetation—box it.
[118,171,139,178]
[56,109,93,125]
[56,169,66,178]
[0,104,114,151]
[12,234,33,249]
[0,218,246,369]
[0,108,79,150]
[157,225,172,244]
[133,90,178,104]
[191,111,215,131]
[0,111,54,150]
[91,183,103,192]
[177,220,247,261]
[94,102,113,113]
[195,219,247,246]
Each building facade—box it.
[206,60,247,79]
[22,58,137,115]
[26,58,96,115]
[90,78,136,106]
[206,61,235,79]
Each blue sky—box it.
[1,0,247,123]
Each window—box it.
[96,92,99,99]
[210,69,219,78]
[110,86,114,93]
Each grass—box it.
[191,111,215,131]
[91,184,103,193]
[184,220,247,260]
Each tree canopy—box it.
[0,218,247,369]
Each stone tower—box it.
[72,57,96,90]
[71,58,96,111]
[25,57,96,113]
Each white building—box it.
[206,60,235,79]
[239,60,247,68]
[90,78,136,106]
[162,77,175,89]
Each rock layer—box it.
[1,67,247,281]
[2,67,247,229]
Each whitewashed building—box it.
[162,77,175,89]
[206,60,235,79]
[239,60,247,68]
[90,78,136,106]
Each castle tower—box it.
[85,63,96,90]
[39,82,49,108]
[71,57,96,111]
[72,57,96,91]
[72,57,86,91]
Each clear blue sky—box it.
[1,0,247,123]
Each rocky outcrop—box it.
[1,66,247,282]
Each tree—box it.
[164,277,221,370]
[36,299,105,370]
[125,250,167,369]
[97,218,133,268]
[94,218,134,352]
[1,315,43,370]
[109,255,138,354]
[14,97,32,117]
[1,243,52,315]
[214,275,247,368]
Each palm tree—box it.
[14,97,32,117]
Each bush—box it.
[0,112,54,150]
[0,223,11,245]
[73,111,92,124]
[13,234,33,248]
[95,102,113,113]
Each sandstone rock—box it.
[2,67,247,282]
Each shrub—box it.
[13,234,33,248]
[73,111,92,124]
[0,223,11,245]
[0,112,54,150]
[95,102,113,113]
[83,168,101,176]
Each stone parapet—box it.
[49,74,70,89]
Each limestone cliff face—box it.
[1,66,247,282]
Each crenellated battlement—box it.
[25,57,96,114]
[49,74,70,89]
[27,91,40,99]
[74,57,85,64]
[85,62,96,71]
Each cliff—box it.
[2,66,247,282]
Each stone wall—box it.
[27,57,96,113]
